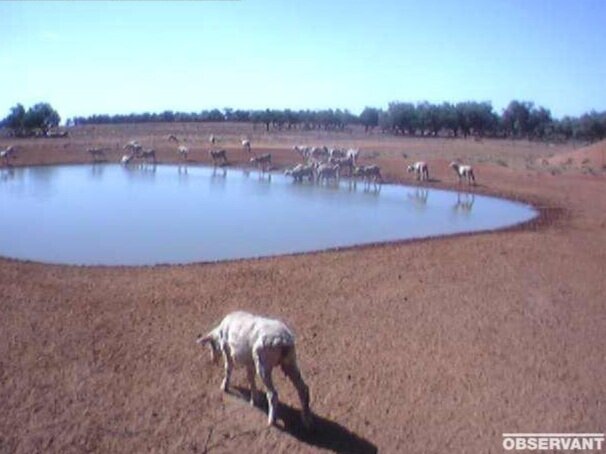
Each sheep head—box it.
[196,331,220,364]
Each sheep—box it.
[123,140,142,155]
[329,155,354,176]
[449,161,476,185]
[120,154,134,165]
[328,148,346,160]
[353,165,383,188]
[167,134,179,143]
[196,311,312,428]
[407,161,429,181]
[316,163,340,184]
[293,145,310,160]
[250,153,272,172]
[87,147,106,162]
[209,149,228,166]
[139,148,156,164]
[177,145,189,161]
[285,163,314,182]
[346,148,360,165]
[309,146,329,161]
[242,139,251,153]
[0,146,16,165]
[209,134,217,145]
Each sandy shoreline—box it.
[1,126,605,453]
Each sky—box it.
[1,0,605,122]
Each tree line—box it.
[2,101,606,143]
[1,103,60,137]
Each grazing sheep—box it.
[285,164,314,182]
[449,161,476,185]
[177,145,189,161]
[0,146,16,165]
[353,165,383,187]
[167,134,179,143]
[87,147,106,162]
[250,153,272,172]
[196,311,312,428]
[242,139,251,153]
[407,161,429,181]
[209,149,228,166]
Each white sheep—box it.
[123,140,143,156]
[293,145,310,160]
[250,153,271,172]
[328,148,346,160]
[139,148,156,164]
[449,161,476,185]
[196,311,312,428]
[0,146,16,165]
[209,149,228,166]
[309,146,329,161]
[209,134,217,145]
[346,148,360,165]
[87,147,106,162]
[407,161,429,181]
[329,155,354,176]
[177,145,189,161]
[120,154,134,165]
[285,163,314,182]
[242,139,251,153]
[353,164,383,188]
[316,163,340,184]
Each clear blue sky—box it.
[1,0,604,121]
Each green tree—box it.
[23,103,60,134]
[359,107,380,132]
[3,104,26,135]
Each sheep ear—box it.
[196,333,213,345]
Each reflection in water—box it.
[452,192,475,216]
[0,164,536,265]
[91,162,105,178]
[122,163,157,181]
[407,188,429,210]
[0,167,15,182]
[258,172,271,183]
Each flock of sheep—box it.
[1,134,478,431]
[2,136,477,188]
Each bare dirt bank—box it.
[1,125,605,453]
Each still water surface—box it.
[0,164,536,265]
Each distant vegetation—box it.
[1,103,60,137]
[2,101,606,143]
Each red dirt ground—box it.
[0,124,605,453]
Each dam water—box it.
[0,164,536,265]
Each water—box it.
[0,164,536,265]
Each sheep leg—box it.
[247,365,257,406]
[281,359,312,428]
[255,354,278,426]
[220,346,233,392]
